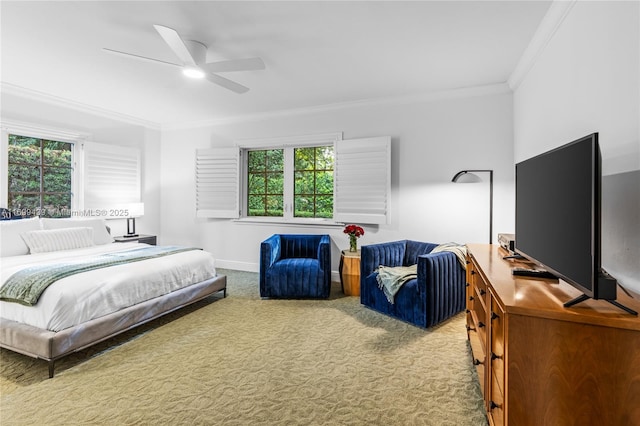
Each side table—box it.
[114,234,157,245]
[339,249,361,296]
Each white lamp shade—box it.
[452,171,482,183]
[128,203,145,218]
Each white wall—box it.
[513,1,640,292]
[160,88,514,272]
[0,92,162,237]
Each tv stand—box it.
[465,244,640,425]
[564,293,638,316]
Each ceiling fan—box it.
[104,25,265,94]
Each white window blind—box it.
[196,148,240,218]
[334,136,391,225]
[82,142,140,214]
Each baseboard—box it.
[215,259,259,272]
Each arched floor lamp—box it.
[452,170,493,244]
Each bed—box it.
[0,215,226,378]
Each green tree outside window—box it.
[294,146,334,218]
[246,145,334,218]
[7,135,73,217]
[247,149,284,216]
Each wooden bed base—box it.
[0,274,226,378]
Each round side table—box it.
[339,249,361,296]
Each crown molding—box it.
[0,118,91,142]
[235,132,343,148]
[1,82,162,131]
[508,0,577,91]
[161,82,512,131]
[2,80,512,133]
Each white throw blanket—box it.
[431,242,468,269]
[376,264,417,304]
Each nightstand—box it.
[114,234,157,245]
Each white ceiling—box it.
[1,1,551,128]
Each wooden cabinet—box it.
[466,244,640,426]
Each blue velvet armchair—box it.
[260,234,332,299]
[360,240,466,328]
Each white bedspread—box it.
[0,243,216,332]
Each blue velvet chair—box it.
[360,240,466,328]
[260,234,332,299]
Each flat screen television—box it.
[515,133,635,314]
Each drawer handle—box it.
[473,358,484,366]
[466,282,470,287]
[491,312,500,321]
[471,270,476,275]
[465,309,470,314]
[466,324,476,332]
[478,321,485,328]
[490,401,501,410]
[491,352,503,361]
[469,296,474,301]
[479,289,486,296]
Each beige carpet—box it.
[0,269,487,425]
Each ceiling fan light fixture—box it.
[183,66,205,79]
[105,24,262,93]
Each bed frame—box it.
[0,274,226,378]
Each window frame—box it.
[292,145,335,220]
[238,132,342,225]
[1,120,87,214]
[246,148,285,218]
[7,135,75,216]
[244,145,336,221]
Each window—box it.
[7,134,74,217]
[246,146,334,219]
[247,149,284,217]
[293,146,334,219]
[195,134,391,225]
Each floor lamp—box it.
[452,170,493,244]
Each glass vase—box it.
[349,235,358,252]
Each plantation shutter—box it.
[334,136,391,224]
[82,142,140,215]
[196,148,240,218]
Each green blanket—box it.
[376,264,418,304]
[0,246,199,306]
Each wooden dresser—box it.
[465,244,640,426]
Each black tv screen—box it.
[515,133,607,299]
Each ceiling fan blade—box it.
[203,57,266,73]
[153,24,196,66]
[103,48,182,67]
[206,73,250,94]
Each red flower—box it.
[343,224,365,238]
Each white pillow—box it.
[21,227,95,254]
[0,217,42,257]
[41,218,114,245]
